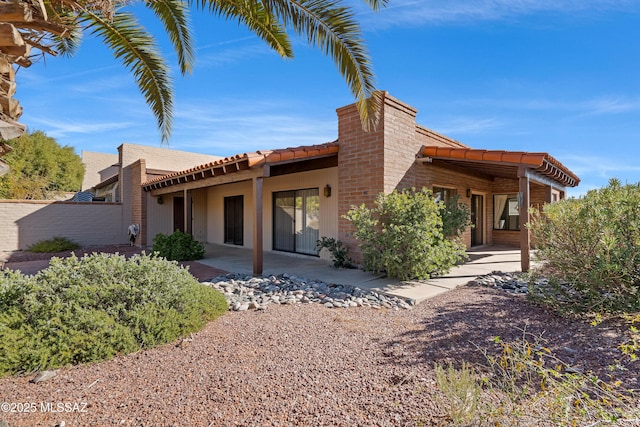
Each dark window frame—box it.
[493,193,520,231]
[272,188,320,256]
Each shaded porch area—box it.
[196,244,533,303]
[419,146,580,272]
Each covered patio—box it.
[197,243,530,303]
[418,146,580,272]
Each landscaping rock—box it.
[30,370,57,384]
[203,273,413,311]
[471,271,530,295]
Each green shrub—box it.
[316,237,353,268]
[152,230,205,261]
[440,194,472,239]
[27,236,79,253]
[529,179,640,313]
[0,253,227,376]
[344,188,468,280]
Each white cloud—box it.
[561,154,640,179]
[197,43,279,68]
[28,118,135,139]
[452,96,640,116]
[358,0,637,29]
[170,99,337,155]
[430,117,502,135]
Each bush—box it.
[27,236,79,253]
[344,188,468,280]
[0,253,227,377]
[529,179,640,313]
[316,237,353,268]
[434,333,640,426]
[441,194,472,239]
[152,230,205,261]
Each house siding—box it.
[204,168,338,260]
[81,151,118,191]
[119,143,222,246]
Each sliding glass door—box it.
[273,188,319,255]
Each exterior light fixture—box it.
[466,188,471,198]
[157,196,163,205]
[324,184,332,197]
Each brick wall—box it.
[491,177,549,247]
[337,92,477,261]
[0,200,124,251]
[415,164,494,247]
[336,99,385,262]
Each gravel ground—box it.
[1,277,638,426]
[1,247,639,425]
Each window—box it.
[273,189,320,255]
[224,195,244,245]
[433,187,457,204]
[493,194,520,230]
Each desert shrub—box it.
[344,188,468,280]
[434,362,481,425]
[316,237,353,268]
[529,179,640,313]
[434,332,640,426]
[0,253,227,376]
[27,236,79,253]
[152,230,205,261]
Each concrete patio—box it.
[198,244,532,303]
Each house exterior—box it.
[1,92,579,270]
[127,92,578,274]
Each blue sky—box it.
[14,0,640,196]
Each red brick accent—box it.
[337,92,467,262]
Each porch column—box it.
[544,185,553,204]
[518,167,530,272]
[183,189,188,234]
[253,177,263,276]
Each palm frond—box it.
[361,0,388,12]
[193,0,292,58]
[80,10,173,142]
[262,0,380,130]
[51,21,83,57]
[145,0,195,74]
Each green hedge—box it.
[0,253,227,377]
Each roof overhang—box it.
[142,142,339,192]
[418,146,580,188]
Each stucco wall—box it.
[81,151,118,190]
[119,143,223,246]
[205,168,339,260]
[0,200,124,251]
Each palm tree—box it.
[0,0,384,143]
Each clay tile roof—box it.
[421,146,580,187]
[142,142,339,190]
